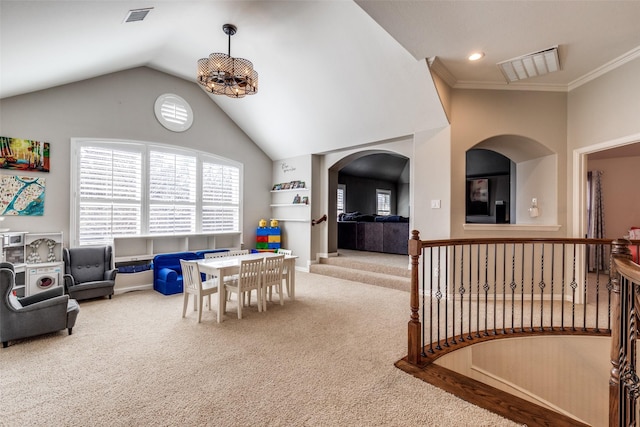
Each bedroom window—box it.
[70,139,242,246]
[376,189,391,216]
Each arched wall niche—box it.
[467,134,558,225]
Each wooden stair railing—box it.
[400,231,640,426]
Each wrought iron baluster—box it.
[550,244,555,331]
[571,244,578,331]
[483,243,489,336]
[434,248,443,351]
[467,244,472,341]
[538,243,546,332]
[530,243,535,332]
[520,243,525,332]
[458,245,465,341]
[475,244,481,338]
[422,247,434,356]
[510,243,516,333]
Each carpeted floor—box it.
[0,271,520,427]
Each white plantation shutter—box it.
[376,189,391,216]
[202,162,240,231]
[79,146,142,245]
[74,140,242,246]
[149,151,197,234]
[337,184,345,216]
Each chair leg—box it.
[182,292,189,318]
[237,291,243,319]
[3,341,8,348]
[198,296,203,323]
[68,327,73,335]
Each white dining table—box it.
[196,252,297,323]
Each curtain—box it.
[587,170,607,271]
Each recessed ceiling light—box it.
[468,52,484,61]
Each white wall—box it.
[516,155,557,224]
[0,67,272,249]
[450,89,568,238]
[568,57,640,237]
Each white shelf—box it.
[270,203,310,207]
[271,188,309,193]
[272,218,309,223]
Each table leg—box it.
[289,260,295,300]
[217,275,224,323]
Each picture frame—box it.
[466,178,489,216]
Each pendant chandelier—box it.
[197,24,258,98]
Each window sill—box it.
[463,223,562,232]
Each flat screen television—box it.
[467,178,489,216]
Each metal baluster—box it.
[550,244,555,331]
[561,243,566,332]
[530,243,535,332]
[458,245,466,342]
[467,244,472,341]
[521,244,525,332]
[424,247,432,355]
[435,248,443,351]
[502,243,507,335]
[510,243,516,333]
[594,243,601,333]
[476,244,481,339]
[571,244,578,331]
[538,244,546,332]
[483,243,489,336]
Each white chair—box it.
[263,255,285,308]
[277,249,293,298]
[222,258,263,319]
[204,251,230,259]
[180,260,219,323]
[227,249,250,256]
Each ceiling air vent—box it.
[123,7,153,23]
[497,46,560,83]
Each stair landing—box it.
[309,250,410,292]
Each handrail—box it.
[402,231,640,426]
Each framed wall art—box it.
[0,136,50,172]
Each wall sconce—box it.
[529,198,539,218]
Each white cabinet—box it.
[270,188,310,222]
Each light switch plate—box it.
[430,199,441,209]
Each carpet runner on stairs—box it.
[309,256,410,292]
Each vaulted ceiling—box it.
[2,1,640,162]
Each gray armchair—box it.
[63,246,117,301]
[1,263,79,348]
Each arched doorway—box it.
[327,150,410,255]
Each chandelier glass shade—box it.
[197,24,258,98]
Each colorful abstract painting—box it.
[0,136,50,172]
[0,175,46,216]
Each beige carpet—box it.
[0,272,520,426]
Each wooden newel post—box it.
[407,230,422,365]
[609,238,632,427]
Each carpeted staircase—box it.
[309,255,410,292]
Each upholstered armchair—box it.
[1,263,80,348]
[63,246,117,301]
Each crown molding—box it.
[454,80,567,92]
[429,46,640,93]
[568,45,640,91]
[427,56,457,88]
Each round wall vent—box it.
[154,93,193,132]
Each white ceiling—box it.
[2,1,640,161]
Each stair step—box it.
[318,256,411,278]
[309,263,410,292]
